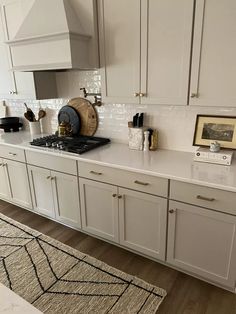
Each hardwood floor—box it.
[0,200,235,314]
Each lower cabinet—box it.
[28,165,81,229]
[79,178,167,260]
[0,158,32,209]
[167,200,236,289]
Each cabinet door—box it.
[0,0,37,99]
[190,0,236,106]
[99,0,140,104]
[141,0,194,105]
[167,201,236,288]
[51,171,81,229]
[0,11,15,98]
[5,159,32,208]
[28,165,55,218]
[0,159,10,199]
[119,188,167,260]
[80,178,119,242]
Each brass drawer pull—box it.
[169,209,175,214]
[134,92,139,97]
[47,176,51,180]
[51,176,55,180]
[90,170,102,176]
[134,180,149,186]
[112,194,117,198]
[196,195,215,202]
[118,195,122,199]
[8,152,17,156]
[139,92,146,97]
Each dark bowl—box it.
[0,117,20,125]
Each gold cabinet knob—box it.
[139,93,145,97]
[112,194,117,198]
[169,209,175,214]
[134,92,139,97]
[118,195,122,199]
[191,93,198,98]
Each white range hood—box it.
[7,0,99,71]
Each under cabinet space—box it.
[78,161,168,197]
[170,180,236,215]
[167,201,236,289]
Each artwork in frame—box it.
[193,115,236,149]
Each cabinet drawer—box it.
[78,161,168,197]
[26,150,77,175]
[0,145,25,162]
[170,180,236,215]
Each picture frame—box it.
[193,115,236,149]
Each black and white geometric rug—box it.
[0,213,166,313]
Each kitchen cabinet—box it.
[167,200,236,289]
[99,0,194,105]
[0,0,57,100]
[119,188,167,260]
[28,165,81,228]
[190,0,236,107]
[79,175,167,260]
[0,158,32,208]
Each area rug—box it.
[0,213,166,313]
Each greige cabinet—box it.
[167,200,236,289]
[0,158,32,208]
[99,0,194,105]
[0,0,57,100]
[28,165,81,228]
[190,0,236,107]
[119,188,167,261]
[79,176,167,260]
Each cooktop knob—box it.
[51,142,57,148]
[45,142,52,147]
[59,144,65,150]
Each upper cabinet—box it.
[190,0,236,107]
[0,0,57,100]
[98,0,194,105]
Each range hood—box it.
[6,0,99,71]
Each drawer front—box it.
[0,145,25,162]
[26,150,77,175]
[170,180,236,215]
[78,161,168,197]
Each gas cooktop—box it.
[30,135,110,154]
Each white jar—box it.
[29,121,41,135]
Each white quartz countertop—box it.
[1,131,236,193]
[0,283,42,313]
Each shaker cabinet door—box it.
[167,201,236,288]
[99,0,141,104]
[52,171,81,229]
[80,178,119,243]
[28,165,55,218]
[190,0,236,106]
[140,0,194,105]
[118,188,167,260]
[0,158,10,200]
[5,159,32,209]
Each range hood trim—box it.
[7,32,91,46]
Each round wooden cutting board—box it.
[68,98,98,136]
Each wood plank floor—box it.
[0,200,235,314]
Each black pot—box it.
[0,117,20,125]
[0,117,22,132]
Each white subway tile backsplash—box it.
[4,70,236,152]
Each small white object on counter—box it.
[0,283,42,313]
[143,130,149,151]
[29,121,41,135]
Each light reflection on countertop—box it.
[0,131,236,192]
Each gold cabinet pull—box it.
[169,209,175,214]
[196,195,215,202]
[134,180,149,186]
[139,93,146,97]
[118,195,122,199]
[112,194,117,198]
[46,176,51,180]
[134,92,139,97]
[191,92,199,98]
[90,170,102,175]
[8,152,17,156]
[51,176,55,180]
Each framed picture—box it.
[193,115,236,149]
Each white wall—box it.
[6,70,236,152]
